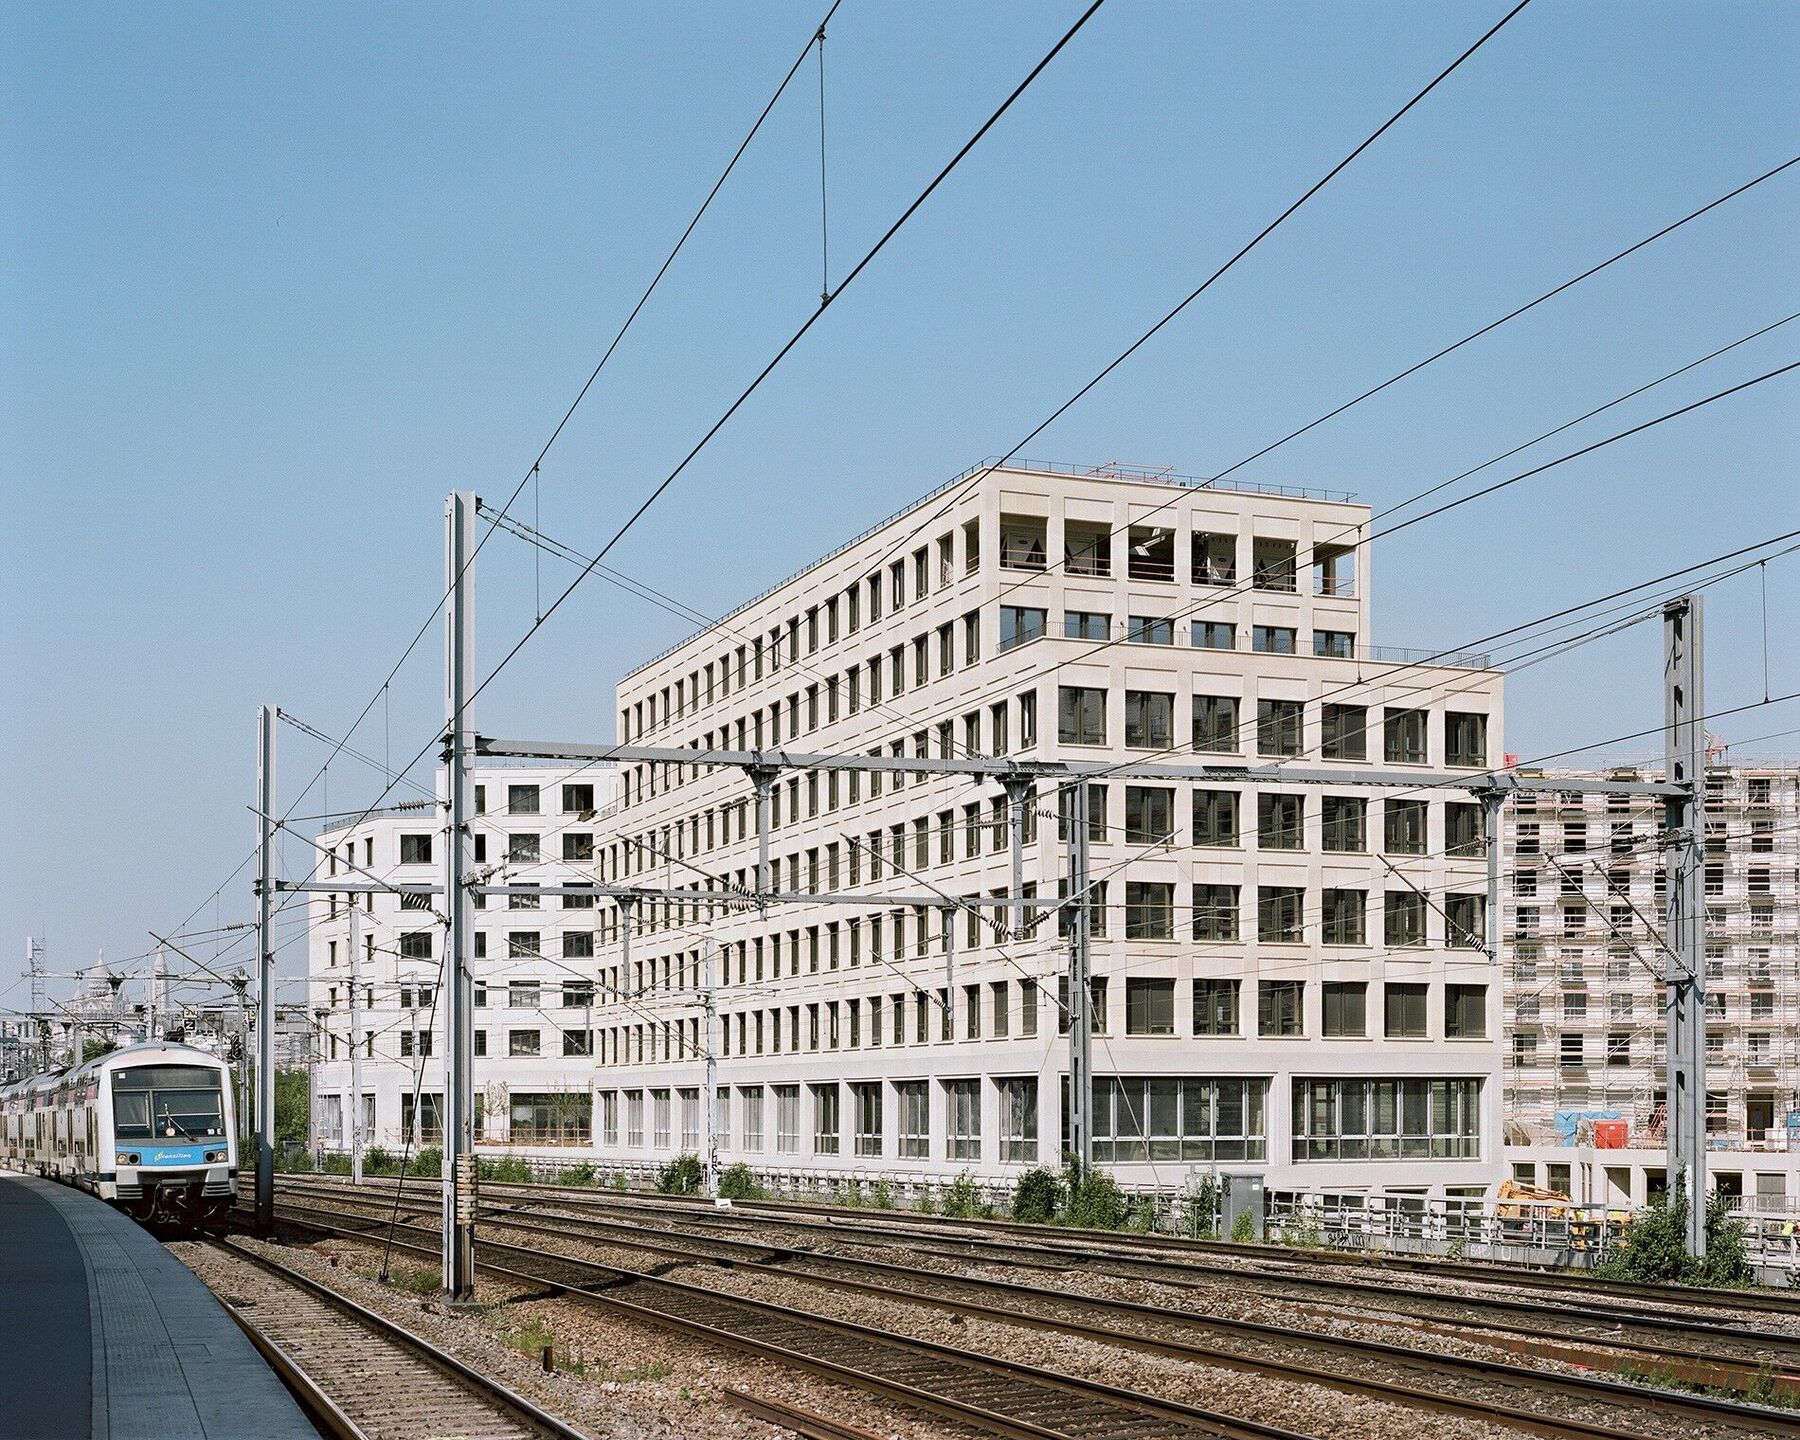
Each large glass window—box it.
[1193,532,1235,585]
[811,1082,841,1155]
[1064,610,1109,641]
[775,1085,801,1153]
[1321,795,1366,853]
[1257,886,1304,943]
[1321,704,1367,761]
[1384,983,1428,1038]
[1291,1078,1480,1160]
[897,1081,929,1158]
[1445,983,1488,1038]
[945,1079,981,1160]
[1384,891,1427,947]
[852,1082,882,1157]
[111,1066,225,1141]
[1445,711,1488,767]
[1257,792,1303,849]
[1322,981,1366,1037]
[1383,799,1427,854]
[998,1077,1038,1162]
[1125,882,1174,939]
[1321,889,1366,946]
[1090,1076,1266,1162]
[1383,709,1428,765]
[999,606,1046,652]
[1259,979,1304,1036]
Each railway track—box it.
[259,1181,1800,1440]
[250,1196,1339,1440]
[195,1236,591,1440]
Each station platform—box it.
[0,1172,315,1440]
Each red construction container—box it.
[1594,1120,1629,1149]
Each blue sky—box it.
[3,1,1796,996]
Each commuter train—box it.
[0,1041,237,1231]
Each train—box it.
[0,1041,238,1231]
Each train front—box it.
[106,1053,236,1229]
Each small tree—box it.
[1062,1157,1125,1230]
[657,1152,705,1194]
[1597,1190,1752,1287]
[273,1069,310,1149]
[1011,1166,1062,1223]
[718,1163,761,1200]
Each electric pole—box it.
[349,899,365,1186]
[701,939,718,1195]
[255,702,277,1233]
[441,490,478,1301]
[1068,782,1092,1174]
[1663,595,1707,1255]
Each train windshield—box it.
[112,1066,226,1141]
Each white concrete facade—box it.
[307,763,618,1155]
[590,462,1506,1199]
[1501,762,1800,1214]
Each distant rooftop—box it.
[623,457,1362,681]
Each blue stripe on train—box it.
[141,1144,213,1166]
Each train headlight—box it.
[120,1153,140,1166]
[205,1149,228,1164]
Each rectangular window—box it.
[1313,630,1354,659]
[1191,884,1239,942]
[1127,615,1174,645]
[400,833,433,865]
[1089,1076,1266,1163]
[1065,522,1111,576]
[1258,886,1304,943]
[1192,620,1235,650]
[1252,625,1297,654]
[1064,610,1109,641]
[508,784,540,815]
[1125,882,1174,940]
[998,1077,1038,1162]
[562,783,595,814]
[1193,694,1238,752]
[1321,704,1367,761]
[1257,792,1303,849]
[1124,690,1173,748]
[1058,686,1107,745]
[946,1079,981,1160]
[1125,785,1175,844]
[508,1029,540,1057]
[1384,983,1428,1038]
[1445,984,1487,1038]
[775,1085,801,1153]
[1193,532,1235,586]
[1384,891,1426,947]
[1259,979,1304,1036]
[1384,799,1427,855]
[1257,699,1302,756]
[1321,795,1366,853]
[1192,788,1238,847]
[852,1082,882,1157]
[1445,711,1488,768]
[1383,709,1427,765]
[812,1082,841,1155]
[999,515,1047,571]
[1252,537,1297,591]
[897,1081,929,1158]
[1290,1077,1479,1161]
[1322,981,1367,1037]
[1125,978,1176,1035]
[998,605,1046,652]
[1192,978,1240,1035]
[1321,889,1366,945]
[1446,802,1484,856]
[1446,893,1486,949]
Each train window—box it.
[112,1066,225,1140]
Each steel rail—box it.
[205,1237,592,1440]
[260,1198,1318,1440]
[266,1177,1800,1437]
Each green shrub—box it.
[838,1178,864,1207]
[1230,1209,1256,1244]
[1596,1191,1752,1287]
[656,1152,705,1195]
[406,1146,442,1178]
[558,1162,596,1187]
[1062,1161,1125,1230]
[321,1152,352,1175]
[1185,1175,1221,1238]
[717,1163,762,1200]
[608,1171,628,1192]
[478,1153,533,1183]
[364,1146,396,1176]
[913,1189,938,1215]
[943,1170,990,1219]
[870,1179,895,1210]
[1011,1167,1062,1224]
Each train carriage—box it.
[0,1042,237,1231]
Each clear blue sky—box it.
[3,1,1796,998]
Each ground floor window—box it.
[945,1078,980,1160]
[775,1084,801,1153]
[508,1091,591,1145]
[1290,1077,1480,1160]
[812,1082,841,1154]
[853,1081,882,1156]
[739,1085,763,1151]
[997,1077,1037,1162]
[1077,1076,1267,1162]
[897,1081,928,1158]
[399,1092,443,1144]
